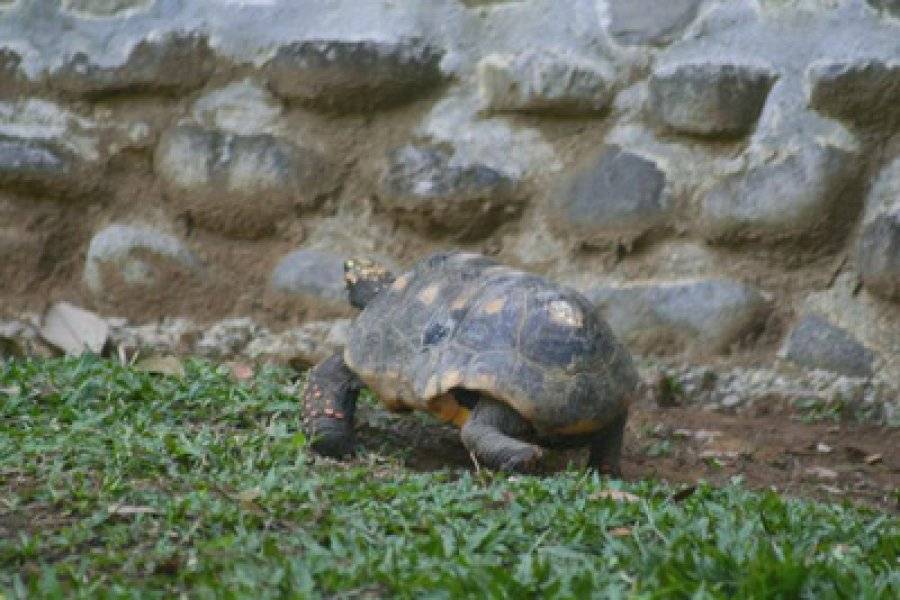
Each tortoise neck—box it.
[347,270,395,309]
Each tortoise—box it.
[301,251,638,474]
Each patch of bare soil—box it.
[354,402,900,513]
[625,406,899,513]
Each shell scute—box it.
[345,252,637,432]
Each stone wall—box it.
[0,0,898,390]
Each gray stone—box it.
[154,125,333,239]
[808,59,900,128]
[858,212,900,301]
[581,278,771,355]
[264,39,444,112]
[195,317,263,359]
[61,0,153,17]
[720,394,743,410]
[0,99,102,196]
[866,0,900,17]
[780,314,875,377]
[649,63,778,137]
[245,319,350,369]
[551,145,671,242]
[701,138,857,243]
[0,139,71,190]
[40,301,109,356]
[270,248,349,307]
[83,223,199,295]
[477,50,616,115]
[418,92,561,180]
[858,157,900,300]
[192,79,283,136]
[50,32,215,98]
[379,144,518,240]
[607,0,702,46]
[0,99,99,160]
[107,317,194,356]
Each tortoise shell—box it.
[344,252,637,436]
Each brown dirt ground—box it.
[355,400,900,514]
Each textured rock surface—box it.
[379,144,517,240]
[61,1,153,17]
[858,158,900,300]
[808,59,900,128]
[477,50,616,115]
[0,0,897,386]
[269,248,349,309]
[552,145,670,242]
[195,318,263,359]
[84,223,199,295]
[866,0,900,16]
[264,39,444,112]
[192,79,283,136]
[606,0,702,46]
[0,99,101,196]
[245,319,350,368]
[700,138,858,242]
[802,273,899,387]
[50,32,216,98]
[578,278,771,355]
[649,63,777,136]
[154,126,332,239]
[779,314,875,377]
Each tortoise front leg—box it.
[301,351,361,458]
[460,398,544,473]
[587,409,628,477]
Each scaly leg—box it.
[301,351,361,458]
[460,398,543,473]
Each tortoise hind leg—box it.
[301,351,362,458]
[460,398,543,473]
[587,410,628,477]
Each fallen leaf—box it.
[135,356,185,378]
[40,302,108,356]
[235,488,262,502]
[109,504,158,516]
[673,429,723,443]
[590,489,640,502]
[864,453,883,465]
[608,526,632,537]
[226,361,255,381]
[805,466,838,481]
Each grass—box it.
[1,356,898,598]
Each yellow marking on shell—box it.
[450,294,470,311]
[483,297,505,315]
[553,419,603,436]
[423,375,439,398]
[391,273,411,291]
[417,284,440,305]
[428,393,471,427]
[548,300,583,327]
[470,373,497,390]
[440,370,462,391]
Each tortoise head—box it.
[344,258,396,310]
